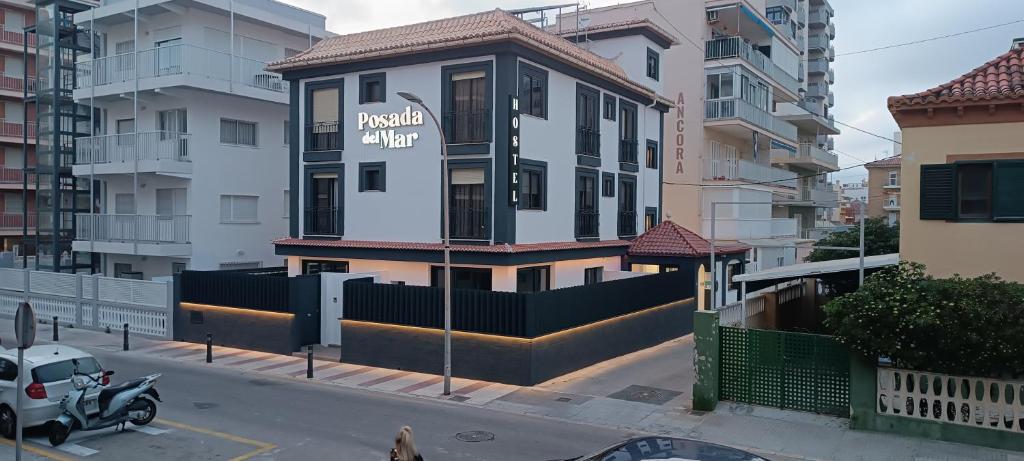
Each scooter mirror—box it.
[104,370,115,376]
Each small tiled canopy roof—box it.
[554,18,679,47]
[273,238,630,253]
[267,9,667,104]
[628,221,750,258]
[888,46,1024,109]
[864,156,901,168]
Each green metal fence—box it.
[719,326,850,417]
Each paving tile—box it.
[606,384,683,405]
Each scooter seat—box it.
[98,379,146,413]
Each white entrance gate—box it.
[320,272,381,346]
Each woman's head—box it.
[394,426,417,461]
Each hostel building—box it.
[271,9,671,291]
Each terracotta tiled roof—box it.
[864,156,901,168]
[273,238,630,254]
[888,46,1024,109]
[267,9,667,105]
[628,221,750,258]
[554,18,679,46]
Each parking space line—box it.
[0,438,76,461]
[128,425,170,436]
[154,418,276,461]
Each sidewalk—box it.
[2,319,1019,461]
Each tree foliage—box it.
[823,262,1024,377]
[805,217,899,263]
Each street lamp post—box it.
[398,92,452,395]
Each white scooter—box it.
[48,358,162,446]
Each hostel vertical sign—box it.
[509,95,520,206]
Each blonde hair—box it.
[394,426,418,461]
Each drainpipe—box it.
[133,0,139,256]
[229,0,234,92]
[89,7,95,259]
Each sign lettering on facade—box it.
[508,95,520,206]
[358,106,424,149]
[675,92,685,175]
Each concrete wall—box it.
[900,122,1024,281]
[866,165,900,219]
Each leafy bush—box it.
[823,262,1024,377]
[806,217,899,263]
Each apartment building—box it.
[69,0,326,278]
[865,155,900,225]
[558,0,839,273]
[272,9,670,291]
[0,0,34,254]
[891,39,1024,282]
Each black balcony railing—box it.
[575,210,599,238]
[449,207,488,240]
[306,122,340,151]
[618,210,637,237]
[443,110,490,144]
[576,126,600,157]
[619,139,638,164]
[305,206,339,235]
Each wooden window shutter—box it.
[919,164,956,220]
[993,160,1024,221]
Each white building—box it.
[70,0,327,278]
[271,9,670,291]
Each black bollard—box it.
[123,323,129,351]
[306,346,314,379]
[206,334,213,363]
[52,316,59,342]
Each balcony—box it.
[705,37,801,97]
[73,214,192,256]
[0,74,35,94]
[0,120,35,142]
[808,8,829,26]
[73,131,192,176]
[704,144,799,189]
[808,33,829,52]
[827,22,836,39]
[884,180,901,190]
[74,44,289,101]
[305,207,340,236]
[618,210,637,238]
[619,139,638,164]
[826,67,835,83]
[704,98,798,143]
[772,143,839,170]
[306,122,341,152]
[808,59,829,75]
[0,213,35,231]
[443,110,490,144]
[796,4,806,26]
[450,207,488,240]
[576,126,601,157]
[0,168,24,184]
[802,184,839,205]
[0,25,34,49]
[827,92,835,107]
[767,0,797,12]
[883,196,900,211]
[807,83,828,98]
[771,218,798,237]
[575,210,599,239]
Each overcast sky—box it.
[278,0,1024,183]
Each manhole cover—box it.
[607,385,682,405]
[193,402,218,410]
[455,431,494,443]
[448,395,470,402]
[555,397,572,403]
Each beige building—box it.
[864,156,900,225]
[890,40,1024,281]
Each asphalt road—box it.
[38,346,634,460]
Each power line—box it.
[662,153,901,189]
[833,120,901,145]
[836,18,1024,57]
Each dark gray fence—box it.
[180,269,290,312]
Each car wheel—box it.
[48,421,70,447]
[128,398,156,426]
[0,406,14,440]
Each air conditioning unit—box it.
[706,10,719,23]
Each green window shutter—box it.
[919,164,956,220]
[993,160,1024,221]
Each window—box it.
[519,160,546,210]
[726,262,742,292]
[888,171,898,186]
[113,263,132,278]
[359,73,386,104]
[172,262,187,274]
[603,94,616,121]
[32,358,102,384]
[307,170,340,235]
[114,193,135,214]
[302,260,349,275]
[4,193,22,213]
[645,207,658,231]
[0,358,16,381]
[706,72,734,100]
[157,108,187,134]
[584,267,603,285]
[443,63,492,145]
[430,266,492,291]
[576,85,600,157]
[646,48,660,81]
[646,140,659,169]
[220,118,258,147]
[358,162,386,192]
[449,167,487,239]
[602,172,615,197]
[116,118,135,146]
[576,169,599,239]
[619,101,638,165]
[516,266,550,293]
[307,80,342,151]
[618,175,637,237]
[220,195,259,223]
[957,163,992,219]
[284,120,290,145]
[156,188,187,216]
[283,190,290,218]
[518,63,547,118]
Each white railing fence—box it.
[877,367,1024,435]
[75,131,190,165]
[717,295,765,326]
[0,268,172,338]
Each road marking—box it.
[128,425,170,436]
[0,438,75,461]
[25,437,99,457]
[154,418,276,461]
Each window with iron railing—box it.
[618,176,637,237]
[307,85,341,151]
[576,85,600,157]
[449,168,488,240]
[304,206,339,235]
[575,171,599,238]
[619,101,638,165]
[445,69,490,144]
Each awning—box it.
[734,253,899,283]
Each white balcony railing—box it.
[75,131,190,165]
[705,99,799,142]
[771,218,798,237]
[75,44,288,93]
[76,214,190,244]
[808,33,829,51]
[802,184,839,205]
[796,143,839,168]
[808,7,829,25]
[705,37,801,96]
[705,141,799,188]
[808,58,829,74]
[883,196,900,210]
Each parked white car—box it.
[0,345,107,438]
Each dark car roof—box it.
[578,436,766,461]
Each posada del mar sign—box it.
[358,107,424,149]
